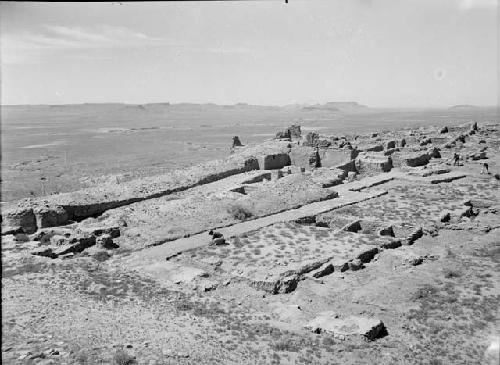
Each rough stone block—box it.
[2,208,37,234]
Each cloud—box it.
[1,24,255,65]
[458,0,497,10]
[1,25,183,64]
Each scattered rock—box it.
[54,235,96,256]
[306,313,387,341]
[342,220,362,233]
[200,280,218,292]
[440,126,449,134]
[378,225,395,237]
[420,138,432,146]
[440,212,451,223]
[14,233,30,242]
[79,225,121,238]
[309,261,335,278]
[459,205,475,218]
[295,216,317,225]
[344,172,356,183]
[380,239,402,249]
[348,259,363,271]
[210,237,227,246]
[470,151,487,160]
[427,147,441,158]
[406,227,423,245]
[96,234,119,249]
[31,247,58,259]
[385,140,396,149]
[407,256,424,266]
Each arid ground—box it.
[1,104,499,365]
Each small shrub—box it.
[272,339,301,352]
[413,284,439,300]
[74,350,89,365]
[445,246,456,258]
[227,204,253,221]
[443,268,463,279]
[93,250,111,270]
[232,236,245,248]
[113,349,136,365]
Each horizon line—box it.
[1,101,498,110]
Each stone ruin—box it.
[232,136,243,147]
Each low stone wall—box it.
[1,153,263,233]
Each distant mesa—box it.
[450,105,476,109]
[302,101,367,112]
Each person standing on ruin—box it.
[453,153,460,166]
[480,162,489,174]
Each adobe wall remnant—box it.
[232,136,243,147]
[258,153,291,170]
[2,207,37,234]
[288,124,302,139]
[33,205,69,229]
[359,143,384,153]
[309,149,321,168]
[275,124,301,141]
[303,132,319,147]
[392,151,431,167]
[355,153,393,173]
[289,145,316,170]
[2,152,264,230]
[320,148,357,168]
[275,129,291,140]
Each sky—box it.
[0,0,498,107]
